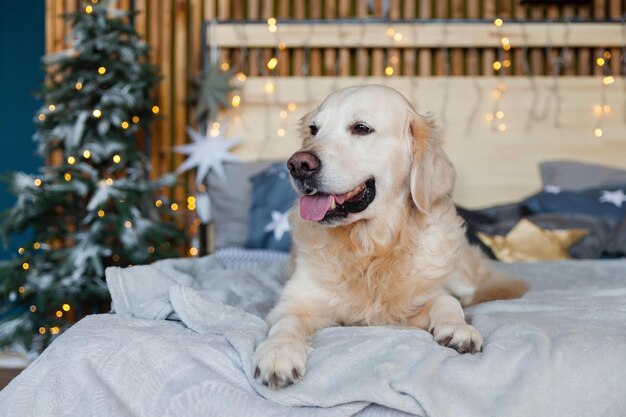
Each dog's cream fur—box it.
[253,85,527,389]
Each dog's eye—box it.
[351,123,374,136]
[309,125,319,136]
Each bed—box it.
[2,158,626,417]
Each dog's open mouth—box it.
[299,178,376,222]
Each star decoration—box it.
[476,219,588,262]
[599,189,626,208]
[544,185,562,194]
[264,210,290,241]
[189,64,236,122]
[174,127,240,184]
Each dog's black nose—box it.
[287,151,321,179]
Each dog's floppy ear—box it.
[408,111,456,214]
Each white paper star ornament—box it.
[599,189,626,208]
[264,210,291,241]
[174,127,240,184]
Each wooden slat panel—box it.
[212,23,625,49]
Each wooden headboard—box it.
[211,20,626,208]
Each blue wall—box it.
[0,3,45,259]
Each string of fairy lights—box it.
[215,15,624,151]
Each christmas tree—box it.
[0,0,182,353]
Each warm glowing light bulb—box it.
[278,42,287,50]
[75,82,83,90]
[279,110,288,119]
[67,156,76,164]
[98,66,106,75]
[121,121,129,129]
[56,311,63,318]
[34,178,42,187]
[596,58,605,66]
[496,111,504,119]
[64,173,72,181]
[386,27,395,36]
[231,95,241,107]
[39,327,46,335]
[603,51,611,59]
[132,116,140,123]
[220,62,230,71]
[171,203,179,211]
[594,105,603,115]
[33,242,40,250]
[492,61,502,71]
[18,247,25,254]
[187,196,196,204]
[503,59,511,68]
[85,5,93,14]
[494,18,503,27]
[603,105,611,113]
[385,66,394,76]
[113,154,121,163]
[267,57,278,70]
[155,199,163,207]
[83,150,91,159]
[237,72,247,82]
[603,76,614,85]
[18,287,25,294]
[277,128,286,137]
[189,247,199,256]
[30,305,37,312]
[498,123,507,132]
[152,105,159,114]
[484,113,494,122]
[22,262,30,270]
[394,33,403,41]
[264,82,275,94]
[287,103,297,112]
[501,37,510,46]
[92,109,102,118]
[267,17,276,25]
[38,114,46,121]
[50,327,60,335]
[48,104,56,111]
[62,304,71,311]
[98,210,105,217]
[594,128,603,137]
[124,221,132,228]
[105,178,113,185]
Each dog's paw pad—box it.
[252,337,307,390]
[432,322,483,354]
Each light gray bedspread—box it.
[2,257,626,417]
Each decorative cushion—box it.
[471,213,614,259]
[524,185,626,223]
[540,160,626,191]
[207,161,274,249]
[246,162,297,252]
[476,219,589,262]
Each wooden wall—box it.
[45,1,626,208]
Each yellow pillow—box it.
[476,219,588,262]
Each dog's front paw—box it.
[253,336,308,389]
[431,322,483,354]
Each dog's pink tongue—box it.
[300,194,334,221]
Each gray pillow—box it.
[540,160,626,191]
[207,161,275,249]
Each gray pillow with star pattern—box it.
[246,162,297,252]
[524,185,626,223]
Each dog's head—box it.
[288,85,455,226]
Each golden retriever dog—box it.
[253,85,527,389]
